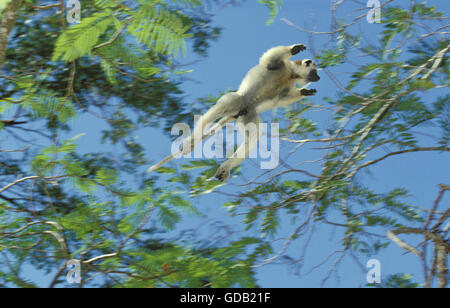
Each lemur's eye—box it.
[305,60,312,67]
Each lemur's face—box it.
[293,59,320,83]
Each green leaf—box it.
[52,11,115,62]
[155,167,176,174]
[258,0,283,25]
[182,160,216,170]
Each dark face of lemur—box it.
[294,59,320,83]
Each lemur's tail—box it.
[147,115,235,173]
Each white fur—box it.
[148,45,320,181]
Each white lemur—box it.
[148,44,320,181]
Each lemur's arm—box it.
[279,88,316,107]
[259,44,306,70]
[263,88,316,111]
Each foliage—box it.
[258,0,283,25]
[369,274,421,288]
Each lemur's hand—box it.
[290,44,307,55]
[300,88,317,96]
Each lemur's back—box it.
[236,62,291,105]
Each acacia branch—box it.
[92,18,133,51]
[387,227,449,257]
[333,44,450,178]
[387,229,423,257]
[282,132,359,144]
[424,184,449,229]
[23,2,60,10]
[0,145,30,152]
[436,242,448,288]
[0,175,69,194]
[0,120,27,126]
[0,0,24,68]
[1,220,69,258]
[281,0,395,36]
[82,253,119,264]
[0,174,134,198]
[348,147,450,178]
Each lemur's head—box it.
[293,59,320,84]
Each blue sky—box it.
[11,0,449,287]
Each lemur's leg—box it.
[215,111,262,182]
[260,44,306,70]
[183,92,242,155]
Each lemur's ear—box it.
[294,60,302,65]
[305,60,313,66]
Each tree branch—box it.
[23,2,60,10]
[348,147,450,178]
[0,0,24,68]
[92,17,133,51]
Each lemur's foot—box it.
[215,165,231,182]
[291,44,306,55]
[300,88,317,96]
